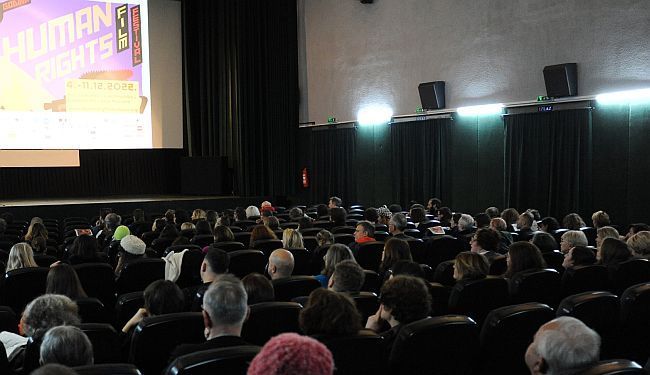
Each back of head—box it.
[203,274,248,327]
[501,208,520,225]
[379,275,431,324]
[330,207,347,226]
[409,206,426,223]
[299,288,361,336]
[529,316,600,374]
[627,231,650,257]
[7,242,37,272]
[389,204,403,213]
[569,246,596,267]
[485,207,500,219]
[331,259,364,293]
[316,204,329,218]
[562,230,588,248]
[390,260,425,279]
[23,294,80,341]
[70,235,98,258]
[380,238,412,273]
[241,273,275,304]
[490,218,508,232]
[591,210,610,228]
[144,280,184,315]
[600,238,632,266]
[246,206,261,218]
[531,232,559,253]
[133,208,145,222]
[597,226,619,242]
[389,213,408,232]
[205,247,230,274]
[192,209,207,221]
[329,196,342,207]
[195,219,212,235]
[214,225,235,242]
[539,217,560,232]
[282,228,304,249]
[563,213,586,230]
[46,264,87,300]
[474,228,501,252]
[269,249,295,278]
[247,333,333,375]
[104,213,121,231]
[113,225,130,241]
[474,213,490,228]
[322,244,354,277]
[458,214,475,231]
[289,207,304,221]
[517,212,534,230]
[316,230,334,247]
[506,242,546,278]
[40,326,93,367]
[31,364,77,375]
[454,252,489,281]
[364,208,379,223]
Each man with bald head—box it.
[525,316,600,374]
[267,249,295,280]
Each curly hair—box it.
[379,275,431,324]
[22,294,80,340]
[299,288,361,336]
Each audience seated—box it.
[242,273,275,304]
[282,228,304,249]
[598,237,633,270]
[453,251,489,282]
[329,260,365,293]
[247,332,333,375]
[538,216,560,233]
[40,326,93,367]
[114,235,146,277]
[627,231,650,259]
[267,249,294,280]
[596,226,620,249]
[560,230,588,254]
[378,238,412,280]
[591,210,611,229]
[563,213,586,231]
[213,225,235,243]
[66,235,106,265]
[299,288,362,336]
[469,228,502,261]
[330,207,347,227]
[249,225,278,248]
[315,243,354,287]
[349,221,376,256]
[183,247,229,311]
[504,242,547,278]
[170,274,252,360]
[562,246,597,271]
[501,208,520,230]
[6,243,38,272]
[46,263,88,300]
[525,316,600,375]
[530,232,559,253]
[24,222,49,254]
[377,206,392,226]
[388,213,411,239]
[625,223,650,241]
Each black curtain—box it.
[504,109,592,219]
[182,0,299,197]
[303,127,358,205]
[390,118,452,208]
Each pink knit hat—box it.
[247,333,334,375]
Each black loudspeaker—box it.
[360,0,373,3]
[543,63,578,98]
[418,81,446,110]
[180,156,230,195]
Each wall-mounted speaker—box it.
[360,0,373,3]
[543,63,578,98]
[418,81,446,110]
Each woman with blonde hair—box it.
[282,228,304,249]
[453,251,489,282]
[314,244,355,287]
[6,242,38,272]
[627,231,650,259]
[596,226,619,249]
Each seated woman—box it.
[453,251,489,283]
[46,263,88,300]
[504,242,547,279]
[299,288,362,337]
[627,231,650,259]
[24,222,49,254]
[67,235,107,265]
[562,213,586,230]
[114,235,147,277]
[530,232,559,254]
[6,243,38,273]
[249,225,277,248]
[315,244,355,288]
[470,228,502,261]
[194,219,213,236]
[596,226,620,250]
[378,238,412,280]
[213,225,235,243]
[598,237,633,270]
[561,246,596,272]
[282,228,305,249]
[538,217,560,233]
[365,275,431,352]
[241,272,275,304]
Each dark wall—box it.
[297,103,650,225]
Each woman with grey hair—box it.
[560,231,588,254]
[40,326,93,367]
[314,244,355,287]
[3,294,80,374]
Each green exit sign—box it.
[327,116,336,123]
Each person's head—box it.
[234,207,247,221]
[364,208,379,223]
[213,225,235,242]
[379,275,431,326]
[164,209,175,223]
[437,207,452,223]
[409,206,426,224]
[627,223,650,238]
[113,225,131,242]
[354,221,375,241]
[591,210,610,229]
[297,217,312,230]
[247,333,334,375]
[133,208,145,222]
[563,213,586,230]
[46,264,87,300]
[505,242,546,278]
[380,238,412,274]
[241,273,275,304]
[389,213,408,234]
[329,259,365,293]
[206,210,218,225]
[485,207,500,219]
[328,196,342,209]
[530,232,559,253]
[525,316,600,375]
[120,235,146,257]
[263,215,280,231]
[195,219,212,235]
[538,217,560,233]
[516,212,534,230]
[376,206,392,225]
[152,218,167,232]
[40,326,93,367]
[501,208,520,226]
[598,238,632,266]
[22,294,80,341]
[268,249,295,279]
[201,247,230,282]
[216,215,232,227]
[390,260,426,279]
[246,206,261,218]
[25,222,48,241]
[560,231,588,254]
[7,242,37,272]
[474,213,490,229]
[389,204,403,214]
[299,289,361,336]
[192,209,207,221]
[143,279,184,316]
[322,244,354,277]
[316,204,329,218]
[282,228,304,249]
[596,226,619,249]
[260,201,274,213]
[329,207,347,226]
[427,198,442,212]
[489,218,508,232]
[289,207,304,221]
[471,228,500,253]
[250,225,277,246]
[104,213,121,231]
[316,229,334,247]
[562,246,596,270]
[69,235,99,258]
[627,231,650,258]
[453,251,489,281]
[202,274,249,338]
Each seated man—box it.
[39,326,93,367]
[267,249,295,280]
[389,213,412,239]
[349,221,376,256]
[525,316,600,375]
[170,274,253,360]
[183,247,230,311]
[328,260,365,293]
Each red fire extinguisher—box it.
[302,167,309,188]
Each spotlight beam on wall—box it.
[595,88,650,105]
[456,103,504,116]
[357,104,394,126]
